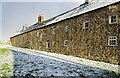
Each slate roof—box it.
[11,0,120,38]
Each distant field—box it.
[0,48,13,76]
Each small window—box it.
[118,28,120,33]
[84,21,88,29]
[31,42,32,47]
[64,40,68,46]
[23,37,24,42]
[53,41,56,46]
[41,34,43,42]
[109,15,117,24]
[108,36,117,46]
[47,41,50,48]
[65,25,68,32]
[36,40,39,46]
[36,32,39,37]
[53,28,56,34]
[39,46,41,49]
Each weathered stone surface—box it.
[11,2,120,65]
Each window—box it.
[47,41,50,48]
[109,15,117,24]
[22,37,24,42]
[118,28,120,33]
[36,32,39,37]
[84,21,88,29]
[108,36,117,46]
[36,40,39,46]
[41,34,43,42]
[31,42,32,47]
[65,25,68,32]
[53,41,56,46]
[53,28,56,34]
[64,40,68,46]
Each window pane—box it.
[108,36,117,46]
[110,15,117,23]
[66,26,68,32]
[84,21,88,29]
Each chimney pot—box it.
[23,24,27,31]
[85,0,92,3]
[38,14,44,23]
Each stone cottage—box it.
[10,0,120,65]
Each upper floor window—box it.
[65,25,68,32]
[36,32,39,37]
[41,34,43,42]
[108,36,117,46]
[109,15,117,24]
[64,40,68,46]
[53,28,56,34]
[84,21,88,29]
[22,37,24,42]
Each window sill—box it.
[109,22,117,24]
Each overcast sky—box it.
[0,0,85,42]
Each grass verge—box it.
[0,48,13,77]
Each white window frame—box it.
[47,41,50,48]
[53,28,56,34]
[108,36,117,46]
[84,21,88,29]
[36,32,39,37]
[64,40,68,46]
[41,34,43,42]
[109,15,117,24]
[65,25,68,32]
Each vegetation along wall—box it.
[10,2,120,65]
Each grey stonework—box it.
[10,2,120,65]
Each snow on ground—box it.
[7,46,120,73]
[1,45,120,77]
[12,51,119,77]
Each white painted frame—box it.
[109,15,117,24]
[64,40,68,46]
[84,21,88,29]
[108,36,117,46]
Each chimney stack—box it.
[38,14,44,23]
[85,0,92,3]
[23,24,27,31]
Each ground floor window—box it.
[31,42,32,48]
[53,41,56,46]
[36,40,39,47]
[64,40,68,46]
[47,41,50,48]
[41,34,43,42]
[118,28,120,33]
[108,36,117,46]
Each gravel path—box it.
[0,45,120,77]
[12,51,119,77]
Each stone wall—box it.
[11,2,120,65]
